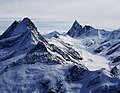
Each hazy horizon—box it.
[0,0,120,31]
[0,18,71,35]
[0,17,120,35]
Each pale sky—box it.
[0,0,120,30]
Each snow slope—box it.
[47,35,110,71]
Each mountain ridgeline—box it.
[0,18,120,93]
[67,20,111,37]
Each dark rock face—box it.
[28,42,48,54]
[66,65,88,82]
[106,48,117,55]
[67,20,100,37]
[0,21,19,39]
[49,44,72,61]
[49,43,83,63]
[82,25,98,36]
[106,45,120,55]
[67,20,82,37]
[0,33,24,49]
[94,43,111,53]
[94,46,104,53]
[108,42,120,50]
[110,66,118,77]
[0,17,48,57]
[65,48,83,61]
[112,56,120,63]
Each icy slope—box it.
[47,35,110,71]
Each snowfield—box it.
[48,35,110,71]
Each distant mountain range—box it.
[0,17,119,93]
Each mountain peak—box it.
[0,18,48,50]
[23,17,31,21]
[67,20,82,37]
[21,17,32,25]
[20,17,36,29]
[67,21,102,37]
[0,20,19,39]
[0,17,37,39]
[73,20,79,25]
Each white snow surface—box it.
[47,35,110,71]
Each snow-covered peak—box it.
[21,17,31,24]
[67,21,110,38]
[73,20,80,27]
[0,17,37,39]
[0,17,48,51]
[67,20,82,37]
[10,17,37,37]
[67,21,100,38]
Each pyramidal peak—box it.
[67,20,82,37]
[0,17,47,49]
[0,20,19,39]
[0,17,38,39]
[71,20,82,30]
[73,20,81,27]
[10,17,37,37]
